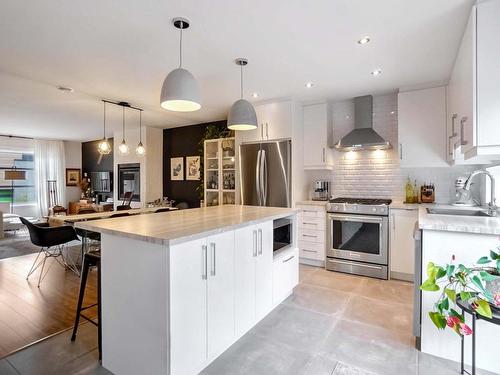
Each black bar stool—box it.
[71,250,102,360]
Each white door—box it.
[234,225,257,337]
[169,238,207,375]
[389,209,418,279]
[207,231,235,359]
[255,221,274,320]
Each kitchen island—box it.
[418,206,500,374]
[75,205,298,375]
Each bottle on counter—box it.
[405,176,414,203]
[413,180,419,203]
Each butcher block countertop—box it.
[75,205,297,245]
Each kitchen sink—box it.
[426,208,492,217]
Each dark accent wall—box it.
[82,138,114,199]
[163,121,227,208]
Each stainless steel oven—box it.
[326,198,391,279]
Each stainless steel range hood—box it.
[334,95,392,151]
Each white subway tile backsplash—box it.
[304,93,483,204]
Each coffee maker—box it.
[311,180,330,201]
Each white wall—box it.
[304,94,484,204]
[64,141,82,206]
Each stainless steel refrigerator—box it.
[239,140,291,208]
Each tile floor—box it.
[1,265,495,375]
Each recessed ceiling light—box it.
[305,81,314,88]
[57,86,74,93]
[371,69,382,76]
[252,92,259,98]
[390,111,395,115]
[357,36,371,45]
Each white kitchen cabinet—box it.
[296,204,326,266]
[169,237,208,375]
[236,100,292,144]
[398,86,448,168]
[389,208,418,281]
[234,221,274,337]
[169,231,235,375]
[447,2,500,161]
[303,103,334,170]
[272,247,299,305]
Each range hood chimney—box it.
[334,95,392,151]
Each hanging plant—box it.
[420,247,500,336]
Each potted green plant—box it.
[420,247,500,336]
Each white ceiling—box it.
[0,0,473,141]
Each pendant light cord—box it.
[240,64,243,99]
[122,106,125,141]
[139,110,142,142]
[103,101,106,139]
[179,21,183,68]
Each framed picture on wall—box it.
[186,156,200,180]
[66,168,81,186]
[170,157,184,181]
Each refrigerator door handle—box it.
[260,150,267,206]
[255,150,262,206]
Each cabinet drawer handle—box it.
[322,148,325,162]
[202,245,208,280]
[448,114,458,157]
[266,123,269,139]
[283,255,295,263]
[258,228,263,255]
[302,234,317,238]
[302,222,317,226]
[210,242,216,276]
[302,249,317,253]
[399,143,403,160]
[253,230,257,257]
[460,116,468,146]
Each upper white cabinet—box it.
[236,100,292,144]
[447,2,500,161]
[398,86,448,168]
[303,103,334,170]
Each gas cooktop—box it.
[329,197,392,205]
[327,197,392,215]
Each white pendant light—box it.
[227,58,257,131]
[118,106,130,155]
[136,110,146,156]
[160,17,201,112]
[97,101,111,155]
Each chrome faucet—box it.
[464,169,497,216]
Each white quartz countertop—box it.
[418,204,500,235]
[391,201,437,210]
[75,205,297,245]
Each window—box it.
[0,137,36,215]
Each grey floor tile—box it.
[284,283,351,316]
[251,304,337,353]
[7,323,98,375]
[301,269,364,293]
[354,277,414,305]
[302,354,338,375]
[319,319,416,375]
[201,332,312,375]
[413,351,497,375]
[53,350,112,375]
[0,359,20,375]
[299,264,320,281]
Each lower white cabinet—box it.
[296,204,326,265]
[273,248,299,305]
[169,231,235,375]
[389,208,418,281]
[234,221,274,336]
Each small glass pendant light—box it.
[136,110,146,156]
[118,106,130,155]
[98,101,111,155]
[227,58,257,130]
[160,17,201,112]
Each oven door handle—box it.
[328,214,384,223]
[327,258,384,270]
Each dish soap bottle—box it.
[405,177,413,203]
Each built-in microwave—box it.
[273,217,293,252]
